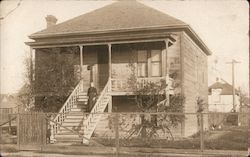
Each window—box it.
[137,50,148,77]
[137,49,162,77]
[212,89,221,103]
[151,50,161,77]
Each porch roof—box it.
[28,1,212,55]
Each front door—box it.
[97,48,109,91]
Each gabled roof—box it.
[30,1,186,37]
[208,80,239,95]
[0,94,17,108]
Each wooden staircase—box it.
[50,79,111,144]
[54,92,88,143]
[82,86,110,144]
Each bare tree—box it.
[123,63,185,140]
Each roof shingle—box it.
[208,81,239,95]
[31,1,186,37]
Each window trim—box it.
[136,49,162,78]
[150,49,162,77]
[137,50,148,78]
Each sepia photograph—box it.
[0,0,249,156]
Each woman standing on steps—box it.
[87,82,97,112]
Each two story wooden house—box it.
[26,1,211,143]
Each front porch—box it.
[30,39,176,97]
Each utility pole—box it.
[226,59,241,112]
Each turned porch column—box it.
[79,45,84,90]
[164,39,170,106]
[79,45,83,78]
[29,47,33,85]
[108,43,112,80]
[108,43,112,112]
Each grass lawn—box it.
[204,126,250,150]
[0,127,17,144]
[95,126,250,150]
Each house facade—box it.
[26,1,211,143]
[208,78,240,112]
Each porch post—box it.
[108,43,112,80]
[79,45,84,90]
[164,39,170,106]
[79,45,83,79]
[108,43,112,112]
[29,47,35,106]
[29,47,33,86]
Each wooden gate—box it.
[18,113,47,150]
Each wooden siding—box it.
[181,32,208,137]
[167,33,181,94]
[111,44,136,80]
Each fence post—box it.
[115,113,120,155]
[17,113,20,150]
[8,114,12,134]
[199,112,204,152]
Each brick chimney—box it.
[45,15,57,28]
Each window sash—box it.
[137,50,147,62]
[137,62,147,77]
[151,62,161,77]
[137,49,162,77]
[151,50,161,62]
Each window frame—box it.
[150,49,162,77]
[136,49,162,78]
[137,50,148,78]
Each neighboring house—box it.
[0,94,17,108]
[208,78,240,112]
[25,1,211,143]
[0,94,18,124]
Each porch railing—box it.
[111,77,166,92]
[50,79,83,141]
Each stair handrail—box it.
[82,78,111,141]
[50,79,83,141]
[89,78,110,114]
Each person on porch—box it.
[87,82,97,112]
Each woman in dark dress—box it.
[87,82,97,112]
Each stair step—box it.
[61,123,83,127]
[72,104,87,107]
[66,114,87,118]
[58,128,84,133]
[78,97,88,99]
[57,131,83,135]
[78,92,88,96]
[59,126,84,132]
[64,118,85,123]
[55,133,81,138]
[62,121,82,125]
[70,108,81,112]
[55,138,82,143]
[77,98,88,102]
[67,111,84,114]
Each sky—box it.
[0,0,249,95]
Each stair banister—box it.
[50,79,83,142]
[82,78,111,143]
